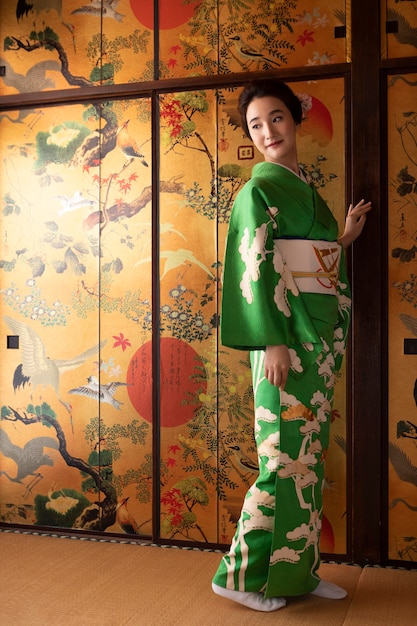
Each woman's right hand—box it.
[338,199,372,249]
[264,345,291,390]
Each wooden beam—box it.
[349,0,383,565]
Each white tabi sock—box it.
[212,582,286,612]
[310,580,347,600]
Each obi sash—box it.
[275,239,341,295]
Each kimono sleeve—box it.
[220,182,322,367]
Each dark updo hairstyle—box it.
[238,78,303,138]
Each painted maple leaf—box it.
[118,179,132,193]
[297,29,315,46]
[112,333,131,351]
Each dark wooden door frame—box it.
[349,0,383,566]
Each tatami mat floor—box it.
[0,530,416,625]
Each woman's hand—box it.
[265,345,291,390]
[338,199,372,249]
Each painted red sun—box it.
[130,0,201,30]
[127,337,207,427]
[299,95,333,146]
[320,514,335,553]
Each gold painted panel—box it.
[387,73,417,562]
[160,0,348,79]
[0,0,153,95]
[0,1,348,95]
[155,78,347,551]
[0,98,153,536]
[158,89,219,542]
[0,0,350,546]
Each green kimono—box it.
[213,162,351,597]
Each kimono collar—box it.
[251,161,338,238]
[252,161,307,184]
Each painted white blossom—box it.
[338,292,351,313]
[300,418,320,435]
[270,546,301,564]
[245,485,275,511]
[315,13,330,29]
[317,351,335,389]
[289,348,303,374]
[307,439,322,455]
[276,451,293,467]
[272,246,299,317]
[241,485,275,532]
[311,390,326,405]
[280,390,299,408]
[238,224,268,304]
[334,327,346,356]
[278,459,310,478]
[304,528,319,549]
[254,406,278,433]
[273,278,292,317]
[309,509,321,529]
[296,471,318,489]
[278,458,319,488]
[242,512,274,532]
[302,342,314,352]
[287,523,312,541]
[311,390,331,423]
[258,432,280,471]
[299,452,318,467]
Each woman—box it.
[212,79,371,612]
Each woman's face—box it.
[246,95,298,170]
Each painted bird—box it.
[46,482,78,514]
[389,441,417,512]
[46,123,81,148]
[0,109,40,126]
[71,0,125,22]
[116,120,148,168]
[69,376,128,410]
[16,0,76,48]
[386,9,417,49]
[389,441,417,488]
[400,313,417,337]
[3,315,105,430]
[0,57,60,93]
[229,445,258,473]
[116,497,147,536]
[0,429,59,496]
[56,190,97,215]
[229,35,280,69]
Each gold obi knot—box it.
[275,239,342,295]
